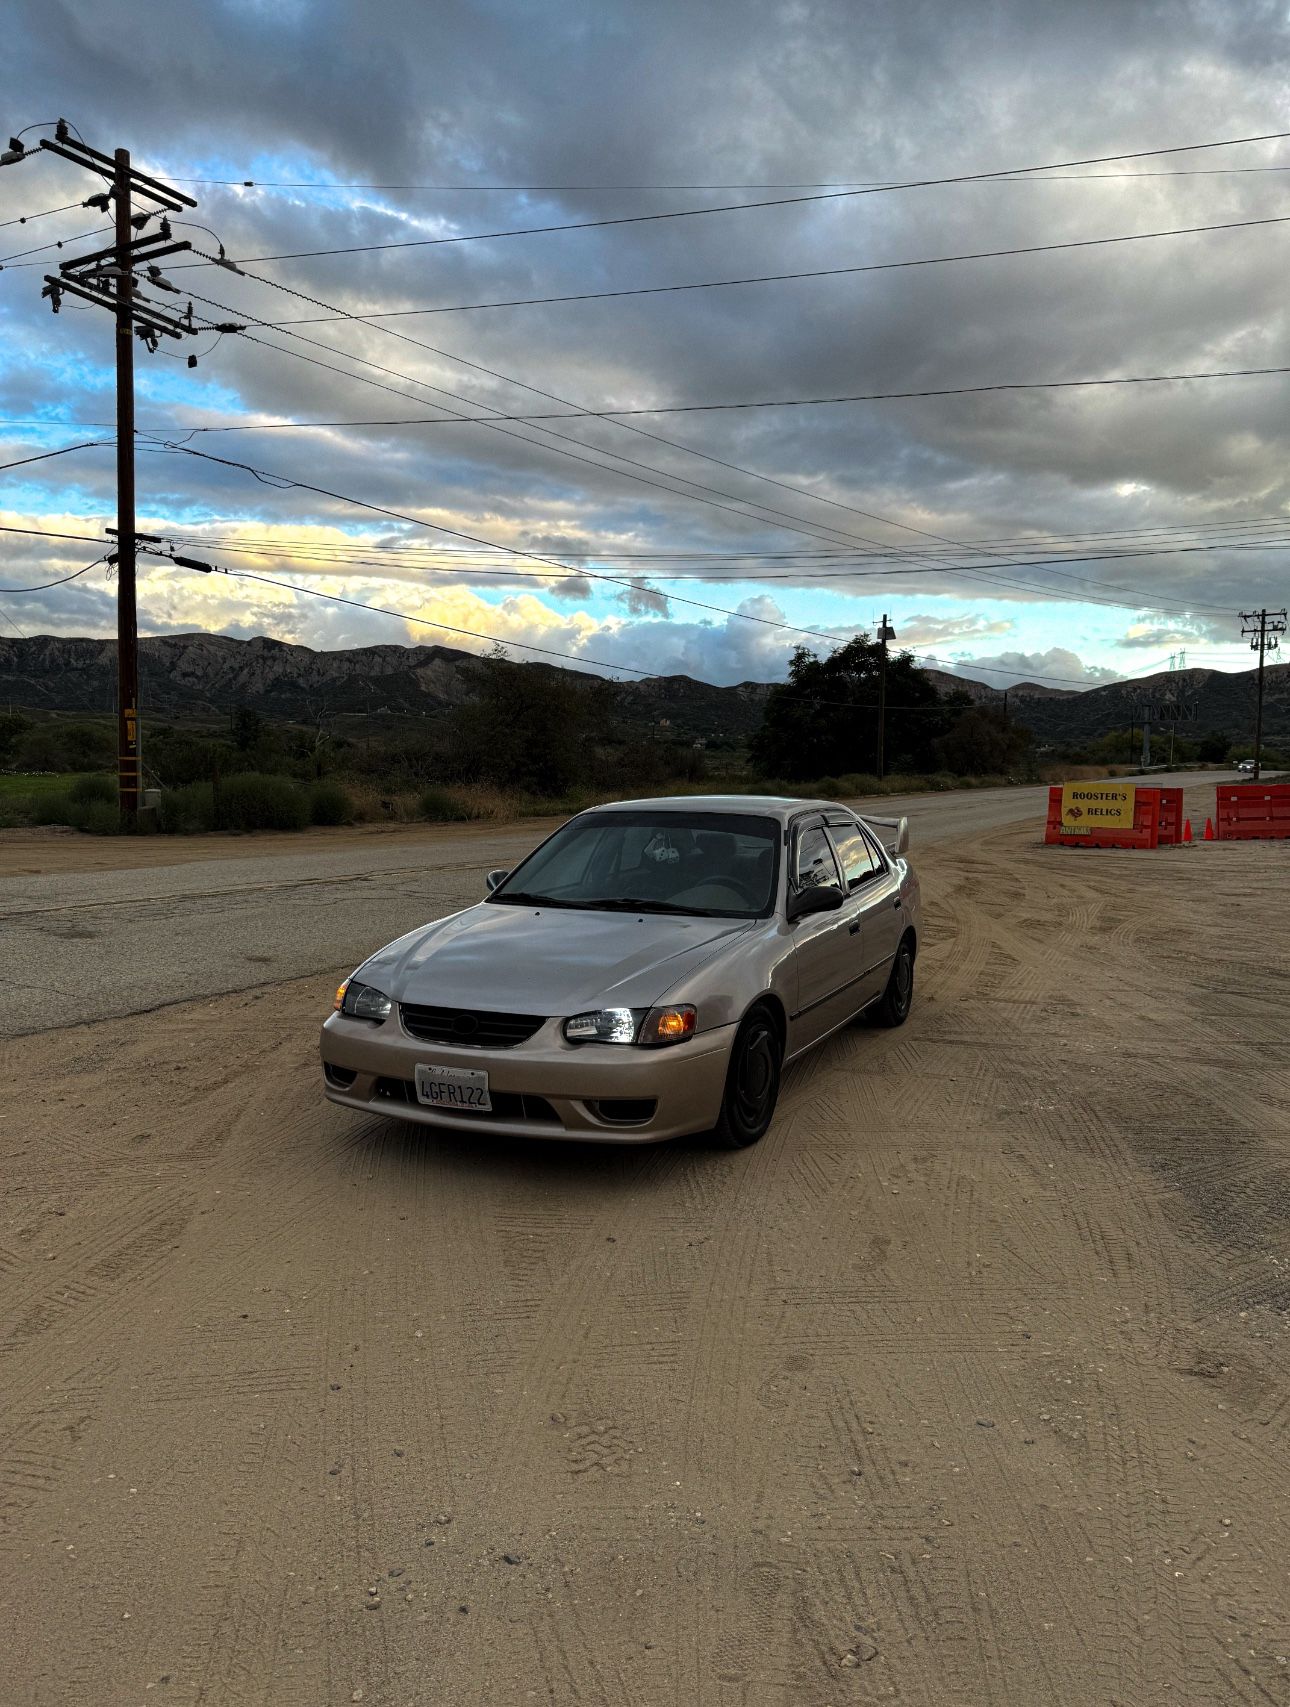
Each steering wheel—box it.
[693,875,759,906]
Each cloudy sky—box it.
[2,0,1288,690]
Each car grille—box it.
[373,1078,559,1124]
[399,1004,545,1048]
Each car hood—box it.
[358,902,753,1015]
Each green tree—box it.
[13,720,115,772]
[933,706,1033,775]
[0,711,33,766]
[751,637,949,779]
[231,705,264,752]
[446,660,597,794]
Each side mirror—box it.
[485,868,509,893]
[786,883,846,922]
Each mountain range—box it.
[0,632,1284,748]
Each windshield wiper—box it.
[588,897,730,917]
[490,890,584,908]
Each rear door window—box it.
[828,818,885,890]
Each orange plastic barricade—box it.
[1044,784,1184,849]
[1215,784,1290,841]
[1154,787,1185,846]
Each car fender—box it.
[652,917,798,1034]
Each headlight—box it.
[335,978,393,1022]
[564,1007,640,1044]
[563,1004,696,1047]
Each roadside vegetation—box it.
[0,652,1279,838]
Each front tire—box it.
[872,936,915,1028]
[710,1004,782,1149]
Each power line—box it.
[0,554,107,592]
[165,362,1290,427]
[170,217,1290,602]
[158,162,1290,629]
[144,540,1186,690]
[148,527,1247,610]
[0,199,85,231]
[155,552,662,677]
[0,522,112,545]
[0,224,112,267]
[0,439,114,473]
[166,129,1290,262]
[5,514,1220,692]
[155,525,1285,572]
[148,440,883,646]
[178,290,926,556]
[182,253,1290,609]
[169,164,1290,191]
[157,437,1219,651]
[248,212,1290,320]
[9,133,1288,641]
[1,455,1282,562]
[155,526,1290,562]
[151,442,1245,644]
[151,289,1271,617]
[175,278,1290,605]
[0,601,28,638]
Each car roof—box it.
[580,794,850,825]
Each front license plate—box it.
[414,1063,492,1112]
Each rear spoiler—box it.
[863,814,910,856]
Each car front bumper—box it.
[319,1011,736,1143]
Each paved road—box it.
[0,771,1229,1036]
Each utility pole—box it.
[875,614,895,779]
[1241,608,1286,781]
[113,148,140,817]
[5,119,218,821]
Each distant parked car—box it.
[1236,759,1257,774]
[320,794,921,1148]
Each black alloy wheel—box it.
[872,937,915,1028]
[712,1004,782,1148]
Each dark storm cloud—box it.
[4,0,1290,680]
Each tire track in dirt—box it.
[3,823,1289,1704]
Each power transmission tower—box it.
[1240,608,1287,781]
[4,121,213,820]
[875,614,896,779]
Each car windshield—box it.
[490,809,780,918]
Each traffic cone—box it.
[1183,818,1192,842]
[1204,817,1215,841]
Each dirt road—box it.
[2,800,1288,1705]
[0,771,1229,1037]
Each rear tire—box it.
[710,1004,782,1149]
[872,936,915,1028]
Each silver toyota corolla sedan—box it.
[320,795,920,1147]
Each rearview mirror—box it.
[485,868,509,893]
[786,883,845,921]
